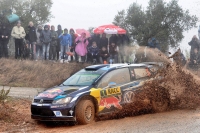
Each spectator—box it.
[99,33,108,49]
[109,42,119,63]
[40,25,51,60]
[92,34,100,47]
[0,25,10,58]
[87,41,99,64]
[147,37,160,49]
[49,25,58,61]
[109,34,118,45]
[75,32,88,62]
[11,21,26,59]
[56,25,63,60]
[117,34,125,63]
[189,48,200,69]
[87,36,93,48]
[188,35,200,58]
[35,25,43,60]
[26,21,37,60]
[99,46,110,64]
[59,28,72,63]
[69,28,77,62]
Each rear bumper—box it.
[31,115,76,121]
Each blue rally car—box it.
[31,63,169,125]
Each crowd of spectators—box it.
[1,21,130,64]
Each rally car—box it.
[31,63,169,125]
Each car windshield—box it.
[62,71,102,86]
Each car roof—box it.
[85,63,153,72]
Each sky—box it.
[50,0,200,53]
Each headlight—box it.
[52,97,72,105]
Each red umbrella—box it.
[76,29,91,38]
[93,24,126,34]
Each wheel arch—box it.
[75,95,99,114]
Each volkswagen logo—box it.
[123,91,135,103]
[40,99,43,103]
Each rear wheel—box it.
[151,87,169,112]
[75,100,95,125]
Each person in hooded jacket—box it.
[75,32,88,62]
[26,21,37,59]
[0,25,10,58]
[188,35,200,59]
[40,25,51,60]
[49,25,58,61]
[56,25,63,60]
[87,41,99,64]
[59,28,72,63]
[36,25,43,60]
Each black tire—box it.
[151,87,170,112]
[75,100,95,125]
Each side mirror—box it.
[108,82,117,88]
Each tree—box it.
[0,0,53,28]
[113,0,198,52]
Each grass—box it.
[0,59,88,88]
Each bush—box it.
[0,87,10,102]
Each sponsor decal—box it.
[123,91,135,103]
[90,87,122,111]
[37,88,63,98]
[53,111,63,117]
[99,96,122,109]
[100,87,121,97]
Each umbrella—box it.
[76,29,91,38]
[93,24,126,34]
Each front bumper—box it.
[31,115,75,121]
[31,103,76,121]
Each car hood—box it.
[35,86,88,99]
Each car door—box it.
[97,68,131,114]
[121,67,152,104]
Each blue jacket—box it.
[88,46,99,55]
[59,34,72,46]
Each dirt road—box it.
[3,86,45,98]
[3,87,200,133]
[24,108,200,133]
[2,87,200,133]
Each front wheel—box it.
[75,100,95,125]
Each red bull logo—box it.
[99,96,122,109]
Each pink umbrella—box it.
[76,29,91,38]
[93,24,126,34]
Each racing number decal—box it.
[100,87,121,97]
